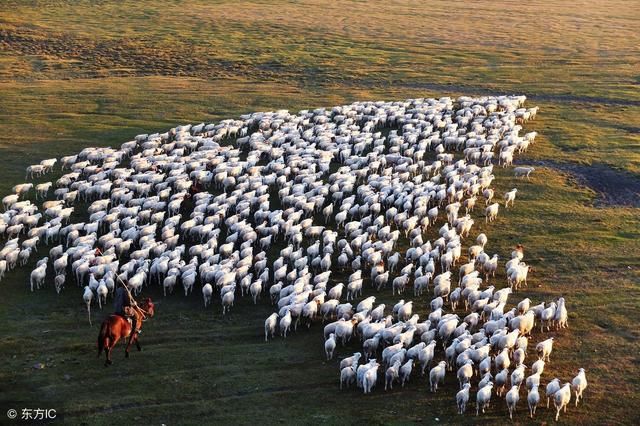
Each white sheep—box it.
[82,286,93,326]
[97,283,108,309]
[202,284,213,308]
[340,365,356,390]
[363,360,380,394]
[546,378,561,408]
[485,203,499,223]
[514,166,535,179]
[429,360,447,393]
[264,313,278,342]
[528,385,540,418]
[553,383,572,421]
[456,382,471,414]
[476,382,494,415]
[399,358,413,387]
[339,352,361,372]
[504,188,518,208]
[221,290,234,315]
[325,333,337,360]
[506,385,519,419]
[385,360,401,390]
[571,368,587,406]
[280,310,292,338]
[536,337,554,362]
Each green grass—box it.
[0,1,639,424]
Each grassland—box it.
[0,1,639,424]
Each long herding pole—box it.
[94,248,147,315]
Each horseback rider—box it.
[113,280,140,336]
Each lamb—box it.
[536,337,554,362]
[429,361,447,392]
[527,385,540,418]
[456,383,471,414]
[571,368,587,406]
[476,382,493,415]
[553,383,572,421]
[325,333,337,360]
[506,385,520,419]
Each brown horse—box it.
[97,298,155,366]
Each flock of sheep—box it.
[0,94,585,420]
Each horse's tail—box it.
[97,320,109,357]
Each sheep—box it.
[30,263,47,292]
[527,385,540,418]
[495,368,509,397]
[506,385,520,419]
[82,286,93,326]
[457,360,474,389]
[554,296,568,329]
[97,283,108,309]
[456,383,471,414]
[221,290,234,315]
[250,280,262,304]
[339,352,361,372]
[476,382,494,415]
[264,313,278,342]
[202,283,213,308]
[340,365,356,390]
[362,360,380,394]
[504,188,518,208]
[536,337,554,362]
[553,383,572,421]
[325,333,337,360]
[385,360,401,390]
[514,166,535,179]
[399,359,413,387]
[546,378,561,408]
[418,341,436,375]
[429,361,447,392]
[485,203,499,223]
[54,273,66,294]
[280,310,292,338]
[531,359,545,375]
[571,368,587,406]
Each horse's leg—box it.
[125,327,135,358]
[105,337,116,366]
